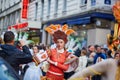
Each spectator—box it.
[69,56,120,80]
[114,52,119,60]
[0,31,33,73]
[0,37,3,47]
[75,49,88,72]
[93,45,107,80]
[86,45,96,67]
[24,45,43,80]
[94,46,107,64]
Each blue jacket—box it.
[0,44,32,73]
[93,53,107,64]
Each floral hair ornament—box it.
[45,24,75,43]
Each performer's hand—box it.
[47,58,57,66]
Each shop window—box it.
[28,30,41,44]
[94,19,111,29]
[70,28,87,49]
[31,37,40,44]
[104,0,111,5]
[77,31,87,48]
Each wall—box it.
[87,28,110,46]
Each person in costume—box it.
[68,53,120,80]
[69,0,120,80]
[44,24,77,80]
[23,45,43,80]
[107,0,120,56]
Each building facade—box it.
[0,0,116,48]
[0,0,21,33]
[0,0,41,44]
[39,0,116,48]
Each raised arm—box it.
[69,59,113,80]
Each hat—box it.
[45,24,75,43]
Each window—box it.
[63,0,67,11]
[47,0,51,16]
[5,16,9,28]
[3,18,7,30]
[55,0,58,13]
[0,0,2,12]
[91,0,96,6]
[8,14,10,26]
[10,14,13,25]
[81,0,87,5]
[29,0,35,3]
[41,0,44,18]
[11,12,16,25]
[35,2,38,20]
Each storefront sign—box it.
[8,22,28,30]
[104,0,111,5]
[21,0,29,19]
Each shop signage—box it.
[21,0,29,19]
[8,22,28,30]
[104,0,111,5]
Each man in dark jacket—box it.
[0,31,33,73]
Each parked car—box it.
[0,57,20,80]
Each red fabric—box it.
[46,49,69,78]
[46,72,64,80]
[57,63,69,71]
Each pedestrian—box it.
[0,31,33,73]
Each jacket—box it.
[0,44,33,73]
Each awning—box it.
[91,12,115,20]
[45,12,114,25]
[67,17,91,25]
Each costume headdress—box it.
[45,24,75,43]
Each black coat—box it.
[0,44,32,73]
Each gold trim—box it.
[88,67,101,75]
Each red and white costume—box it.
[46,48,69,80]
[44,24,76,80]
